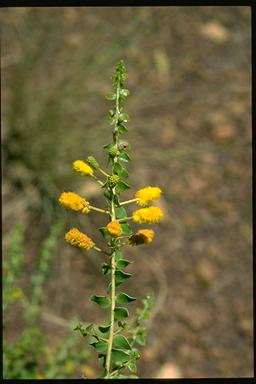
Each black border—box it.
[1,1,254,382]
[0,1,254,8]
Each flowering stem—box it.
[119,198,138,206]
[93,246,111,256]
[118,216,133,223]
[98,168,110,177]
[89,206,109,214]
[105,72,122,379]
[91,174,104,186]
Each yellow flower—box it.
[136,186,162,206]
[65,228,95,249]
[59,192,90,213]
[129,229,154,246]
[133,206,163,224]
[107,220,122,237]
[73,160,93,176]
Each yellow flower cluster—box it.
[73,160,93,176]
[133,206,163,224]
[107,220,123,237]
[65,228,95,249]
[136,186,162,206]
[59,192,90,213]
[129,229,154,246]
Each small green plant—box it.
[58,60,163,379]
[3,222,91,379]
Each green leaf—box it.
[118,321,128,329]
[120,88,130,97]
[98,227,110,240]
[102,263,111,275]
[104,190,112,201]
[107,282,112,294]
[98,354,106,367]
[119,152,130,162]
[119,113,129,123]
[116,180,131,193]
[98,325,111,333]
[128,361,137,374]
[90,295,111,308]
[116,292,136,304]
[90,340,108,352]
[113,194,120,205]
[106,92,116,100]
[111,348,130,364]
[85,323,94,333]
[118,124,128,133]
[103,143,112,149]
[113,335,132,350]
[115,270,132,286]
[131,348,141,360]
[114,249,123,261]
[113,162,129,178]
[136,334,146,346]
[115,206,127,219]
[116,259,132,269]
[114,307,129,320]
[120,223,132,236]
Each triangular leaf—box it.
[115,206,127,219]
[120,223,132,236]
[102,263,111,275]
[116,259,132,269]
[113,162,129,179]
[118,124,128,133]
[115,270,132,286]
[116,180,131,193]
[114,307,129,320]
[90,340,108,352]
[116,292,136,304]
[98,354,106,367]
[119,152,130,162]
[128,361,137,374]
[111,348,130,364]
[113,335,132,350]
[98,227,110,240]
[90,295,111,308]
[98,325,111,334]
[114,249,123,261]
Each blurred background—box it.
[2,6,252,379]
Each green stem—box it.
[119,198,138,206]
[89,205,109,214]
[105,74,122,379]
[118,216,133,223]
[99,168,110,177]
[91,174,104,186]
[105,249,116,378]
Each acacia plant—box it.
[58,60,164,379]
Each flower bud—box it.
[108,175,120,188]
[86,156,100,170]
[108,146,120,158]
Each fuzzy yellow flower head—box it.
[136,186,162,206]
[73,160,94,176]
[129,229,154,246]
[59,192,90,213]
[107,220,123,237]
[65,228,95,249]
[133,206,164,224]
